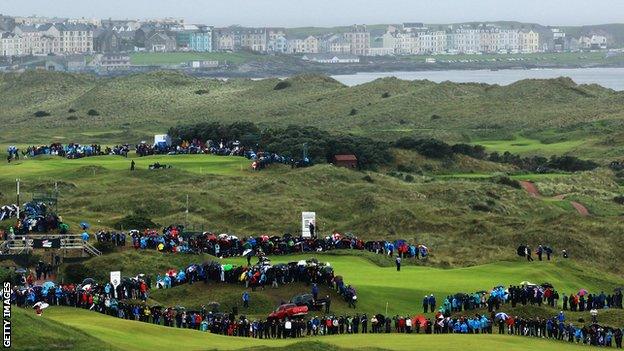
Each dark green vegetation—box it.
[2,71,624,163]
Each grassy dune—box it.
[2,71,624,161]
[11,306,595,351]
[1,155,623,270]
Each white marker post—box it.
[110,271,121,298]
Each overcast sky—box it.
[2,0,623,27]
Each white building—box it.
[301,54,360,64]
[0,32,23,56]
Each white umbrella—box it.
[495,312,508,320]
[243,249,253,256]
[33,302,50,309]
[297,260,307,266]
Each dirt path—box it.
[519,181,539,197]
[570,201,590,216]
[519,181,589,217]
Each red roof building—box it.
[333,154,358,169]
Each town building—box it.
[0,32,23,56]
[344,25,370,56]
[301,54,360,64]
[145,32,176,52]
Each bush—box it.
[381,92,390,98]
[430,114,442,120]
[67,115,78,121]
[395,137,453,159]
[33,110,51,117]
[547,156,598,172]
[274,81,292,90]
[397,164,415,173]
[495,176,521,189]
[194,89,209,95]
[471,203,492,212]
[350,108,358,116]
[362,175,374,183]
[614,196,624,205]
[63,263,97,283]
[68,108,76,113]
[93,241,118,254]
[87,109,100,116]
[114,214,158,231]
[404,174,415,182]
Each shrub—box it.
[404,174,415,182]
[430,114,442,120]
[274,81,291,90]
[350,108,358,116]
[471,203,492,212]
[87,109,100,116]
[381,92,390,98]
[68,108,76,113]
[547,156,598,172]
[362,175,374,183]
[194,89,209,95]
[397,164,415,173]
[114,214,158,230]
[93,241,118,254]
[614,196,624,205]
[33,110,51,117]
[395,137,453,159]
[67,115,78,121]
[495,176,521,189]
[63,263,97,283]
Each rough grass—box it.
[2,71,624,161]
[2,156,623,271]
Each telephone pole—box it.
[16,178,20,218]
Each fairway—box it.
[14,307,591,351]
[84,250,624,319]
[0,154,251,178]
[472,135,587,155]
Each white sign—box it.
[301,212,316,238]
[110,271,121,288]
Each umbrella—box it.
[15,268,27,274]
[81,284,92,291]
[578,289,588,297]
[80,222,90,230]
[412,315,428,328]
[222,264,233,271]
[541,282,554,289]
[175,305,186,312]
[33,302,50,309]
[42,281,55,289]
[297,260,307,266]
[495,312,509,320]
[243,249,253,257]
[82,278,96,285]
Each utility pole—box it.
[185,194,189,229]
[16,178,20,218]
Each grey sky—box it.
[2,0,623,27]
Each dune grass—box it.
[2,71,624,162]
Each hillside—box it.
[1,155,623,270]
[2,71,624,160]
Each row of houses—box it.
[378,24,540,55]
[1,23,94,57]
[0,14,615,58]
